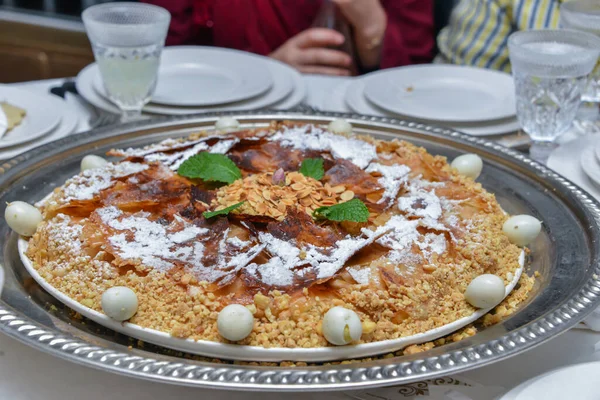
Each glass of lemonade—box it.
[508,29,600,163]
[82,2,170,121]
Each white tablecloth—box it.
[2,75,599,400]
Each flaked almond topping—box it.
[340,190,355,202]
[212,171,343,221]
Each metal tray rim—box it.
[1,110,599,391]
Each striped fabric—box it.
[437,0,563,72]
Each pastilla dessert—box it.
[8,118,540,350]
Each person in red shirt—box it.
[142,0,434,76]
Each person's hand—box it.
[332,0,386,36]
[269,28,352,76]
[332,0,387,69]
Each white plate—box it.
[272,75,307,111]
[363,65,516,123]
[580,145,600,187]
[0,99,80,160]
[92,62,300,114]
[499,361,600,400]
[79,47,302,115]
[593,140,600,164]
[98,47,273,107]
[18,237,523,362]
[548,136,600,201]
[337,78,520,137]
[0,104,7,138]
[0,86,62,149]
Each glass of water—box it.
[82,2,170,121]
[508,29,600,163]
[561,0,600,102]
[560,0,600,133]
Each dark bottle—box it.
[311,0,358,75]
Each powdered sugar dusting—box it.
[96,206,264,283]
[268,125,377,169]
[217,243,266,283]
[129,138,239,171]
[213,228,265,275]
[145,141,210,169]
[209,139,237,154]
[368,214,449,272]
[419,233,447,260]
[361,176,463,269]
[98,206,207,270]
[366,163,411,206]
[113,137,209,158]
[246,232,300,286]
[51,213,84,252]
[246,225,393,286]
[62,162,148,201]
[347,267,371,285]
[397,179,451,231]
[312,233,384,279]
[168,142,211,170]
[375,215,421,265]
[227,237,252,248]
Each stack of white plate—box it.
[327,65,521,137]
[0,85,81,159]
[548,135,600,201]
[76,46,307,115]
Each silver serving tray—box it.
[0,111,599,391]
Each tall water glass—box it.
[82,3,170,121]
[560,0,600,133]
[560,0,600,101]
[508,29,600,163]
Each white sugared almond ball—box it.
[81,154,108,171]
[215,117,240,131]
[322,306,362,346]
[101,286,138,321]
[451,153,483,180]
[465,274,505,309]
[217,304,254,341]
[4,201,43,236]
[502,215,542,246]
[327,119,353,135]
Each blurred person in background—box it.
[142,0,434,75]
[437,0,562,72]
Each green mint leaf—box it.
[203,201,245,219]
[313,198,369,223]
[299,158,325,180]
[177,153,242,184]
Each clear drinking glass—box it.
[508,29,600,163]
[560,0,600,134]
[561,0,600,101]
[82,2,170,121]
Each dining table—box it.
[2,73,600,400]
